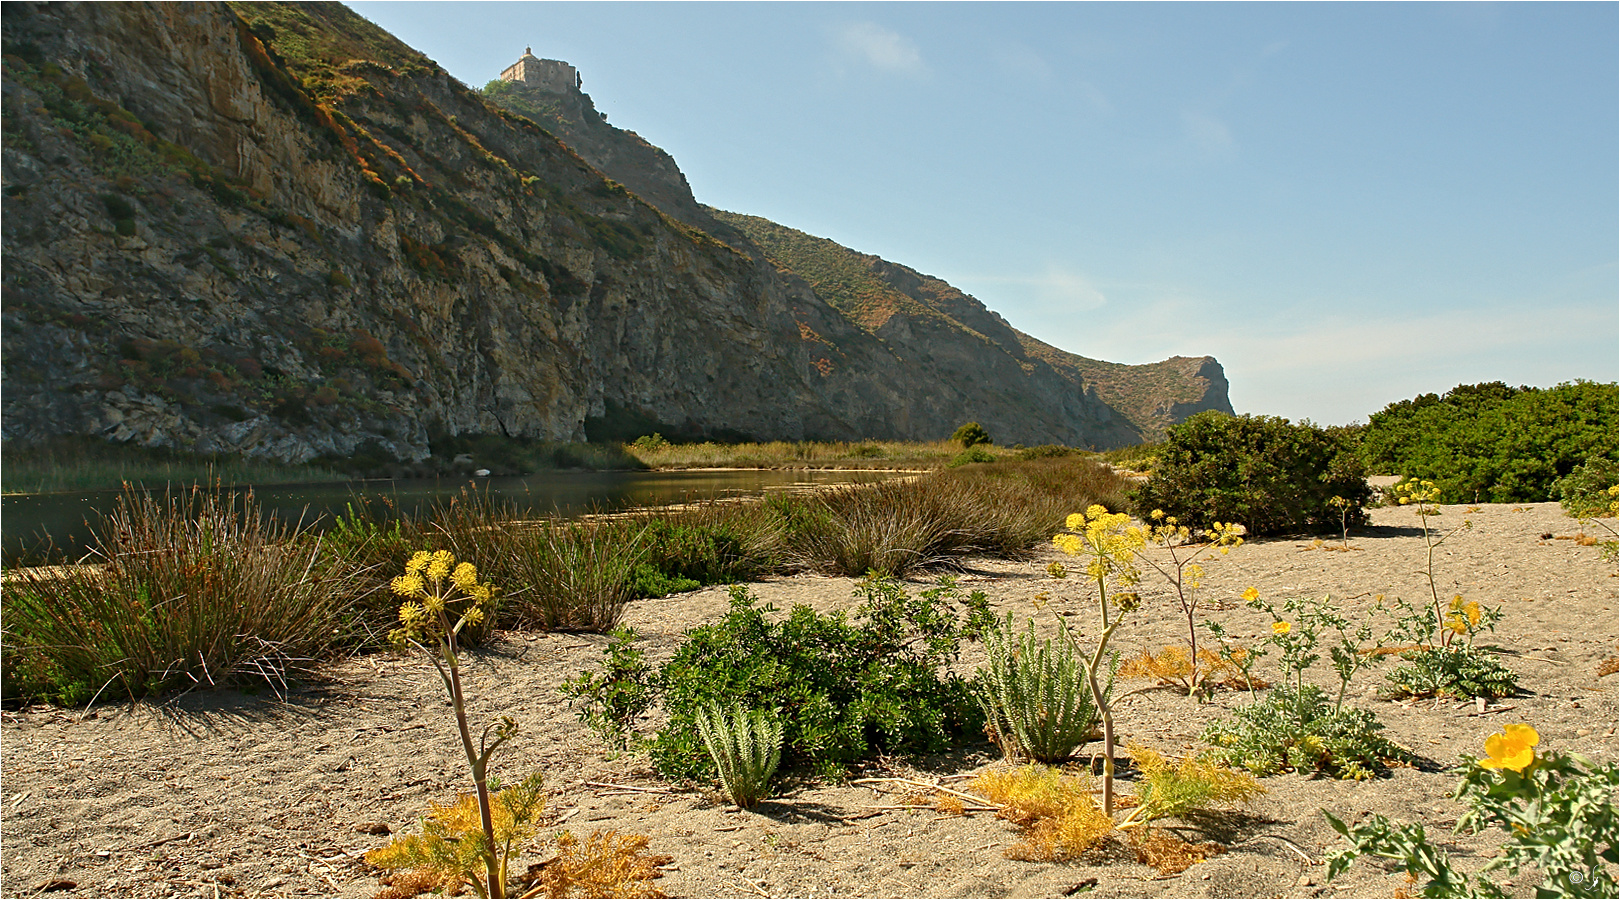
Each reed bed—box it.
[1,457,1132,703]
[624,438,1015,470]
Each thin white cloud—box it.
[990,40,1052,82]
[965,265,1110,312]
[836,22,927,76]
[1181,110,1236,157]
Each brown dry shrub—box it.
[375,869,446,899]
[1598,656,1619,678]
[972,765,1113,861]
[1129,827,1224,875]
[1116,645,1268,691]
[532,830,671,899]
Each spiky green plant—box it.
[974,613,1101,763]
[694,701,783,808]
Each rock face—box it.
[1,2,1232,463]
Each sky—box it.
[348,1,1618,426]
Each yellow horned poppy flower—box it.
[1480,724,1539,773]
[1272,621,1292,635]
[1242,586,1260,603]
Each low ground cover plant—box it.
[1204,591,1406,780]
[1326,723,1618,898]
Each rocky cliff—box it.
[1,1,1230,464]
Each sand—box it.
[2,500,1616,899]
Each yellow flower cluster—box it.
[388,550,498,645]
[1053,505,1144,589]
[1396,479,1442,513]
[1443,595,1483,636]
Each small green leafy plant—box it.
[974,613,1103,763]
[561,626,655,752]
[694,701,784,808]
[1203,590,1404,780]
[1326,723,1619,898]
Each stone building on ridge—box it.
[500,47,581,93]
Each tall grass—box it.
[624,438,1009,470]
[2,456,1133,704]
[773,457,1132,577]
[1,487,344,704]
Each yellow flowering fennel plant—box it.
[387,550,523,899]
[1052,505,1144,814]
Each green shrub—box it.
[948,446,997,467]
[951,422,992,448]
[561,627,655,751]
[1130,411,1371,536]
[1016,444,1077,461]
[1385,647,1519,701]
[694,702,784,808]
[647,578,987,781]
[2,487,343,703]
[1359,381,1618,503]
[627,515,768,598]
[1203,685,1407,780]
[1555,453,1620,519]
[975,614,1102,763]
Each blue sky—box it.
[349,1,1618,425]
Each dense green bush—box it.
[948,446,997,467]
[646,578,989,781]
[1555,453,1619,519]
[1129,412,1371,536]
[951,422,992,448]
[1358,381,1618,503]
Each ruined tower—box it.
[499,47,581,93]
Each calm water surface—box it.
[1,469,901,565]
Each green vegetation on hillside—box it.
[710,209,970,334]
[1358,381,1618,503]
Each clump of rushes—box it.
[1,485,338,704]
[386,551,525,899]
[694,701,783,808]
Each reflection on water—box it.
[1,469,901,565]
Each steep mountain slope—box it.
[708,212,1232,439]
[0,1,1225,463]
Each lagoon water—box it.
[1,468,899,565]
